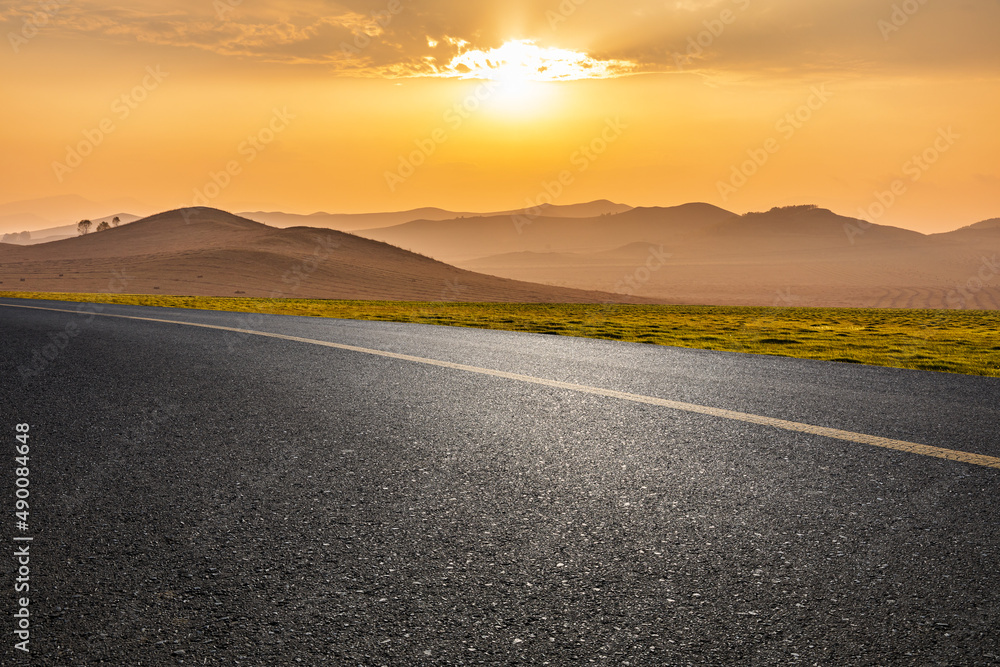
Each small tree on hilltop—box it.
[112,216,120,227]
[77,219,92,235]
[96,221,110,232]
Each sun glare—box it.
[440,39,635,82]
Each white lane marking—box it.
[4,301,999,470]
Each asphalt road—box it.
[1,297,998,666]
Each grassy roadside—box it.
[2,291,999,377]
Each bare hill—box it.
[935,218,1000,237]
[0,208,652,303]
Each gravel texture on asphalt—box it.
[2,298,999,666]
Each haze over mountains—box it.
[1,198,997,309]
[355,204,1000,309]
[0,195,147,238]
[240,200,633,233]
[0,197,631,242]
[1,215,143,245]
[0,208,646,303]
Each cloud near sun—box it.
[2,0,998,78]
[434,40,636,81]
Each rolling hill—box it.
[0,208,653,303]
[4,203,997,309]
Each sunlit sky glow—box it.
[435,40,637,81]
[1,0,999,232]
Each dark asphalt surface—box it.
[1,297,998,666]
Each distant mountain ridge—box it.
[240,200,632,232]
[445,204,1000,309]
[3,202,999,308]
[354,203,915,262]
[5,194,995,239]
[960,218,1000,231]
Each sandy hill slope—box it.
[0,208,652,303]
[242,200,632,233]
[933,218,1000,238]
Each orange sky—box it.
[1,0,999,232]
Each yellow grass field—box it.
[3,291,999,377]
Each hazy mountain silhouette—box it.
[0,208,652,303]
[452,205,1000,309]
[242,200,632,233]
[4,203,998,308]
[0,195,148,234]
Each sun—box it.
[440,39,635,82]
[431,39,635,116]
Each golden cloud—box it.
[427,40,637,81]
[3,0,998,79]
